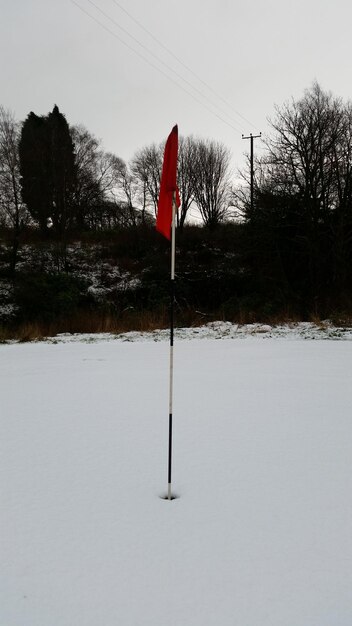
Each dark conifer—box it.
[19,112,51,232]
[19,106,75,234]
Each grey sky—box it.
[1,0,352,173]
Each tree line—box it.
[2,83,352,319]
[0,104,233,266]
[239,82,352,316]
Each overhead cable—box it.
[86,0,243,132]
[71,0,245,135]
[110,0,261,132]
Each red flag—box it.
[156,125,181,240]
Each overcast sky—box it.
[2,0,352,173]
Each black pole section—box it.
[242,132,261,215]
[168,414,173,483]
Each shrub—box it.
[14,273,88,323]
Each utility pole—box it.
[242,133,261,214]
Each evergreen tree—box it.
[19,106,75,233]
[47,105,75,232]
[19,112,51,232]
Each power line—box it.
[110,0,261,133]
[70,0,245,135]
[85,0,243,132]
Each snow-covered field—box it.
[1,330,352,625]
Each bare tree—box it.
[71,125,128,229]
[189,138,232,228]
[129,135,232,229]
[112,159,141,227]
[177,136,196,229]
[71,124,102,225]
[264,83,345,219]
[246,82,352,304]
[96,151,125,202]
[0,106,28,271]
[130,143,163,217]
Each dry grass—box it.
[0,304,226,342]
[308,315,330,329]
[0,309,171,342]
[1,307,350,343]
[215,306,302,327]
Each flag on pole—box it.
[156,125,180,500]
[156,125,181,239]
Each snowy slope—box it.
[1,337,352,625]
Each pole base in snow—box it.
[160,488,179,501]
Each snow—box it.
[11,242,142,304]
[28,319,352,344]
[0,280,17,320]
[1,335,352,625]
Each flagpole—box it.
[155,124,179,501]
[168,192,176,500]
